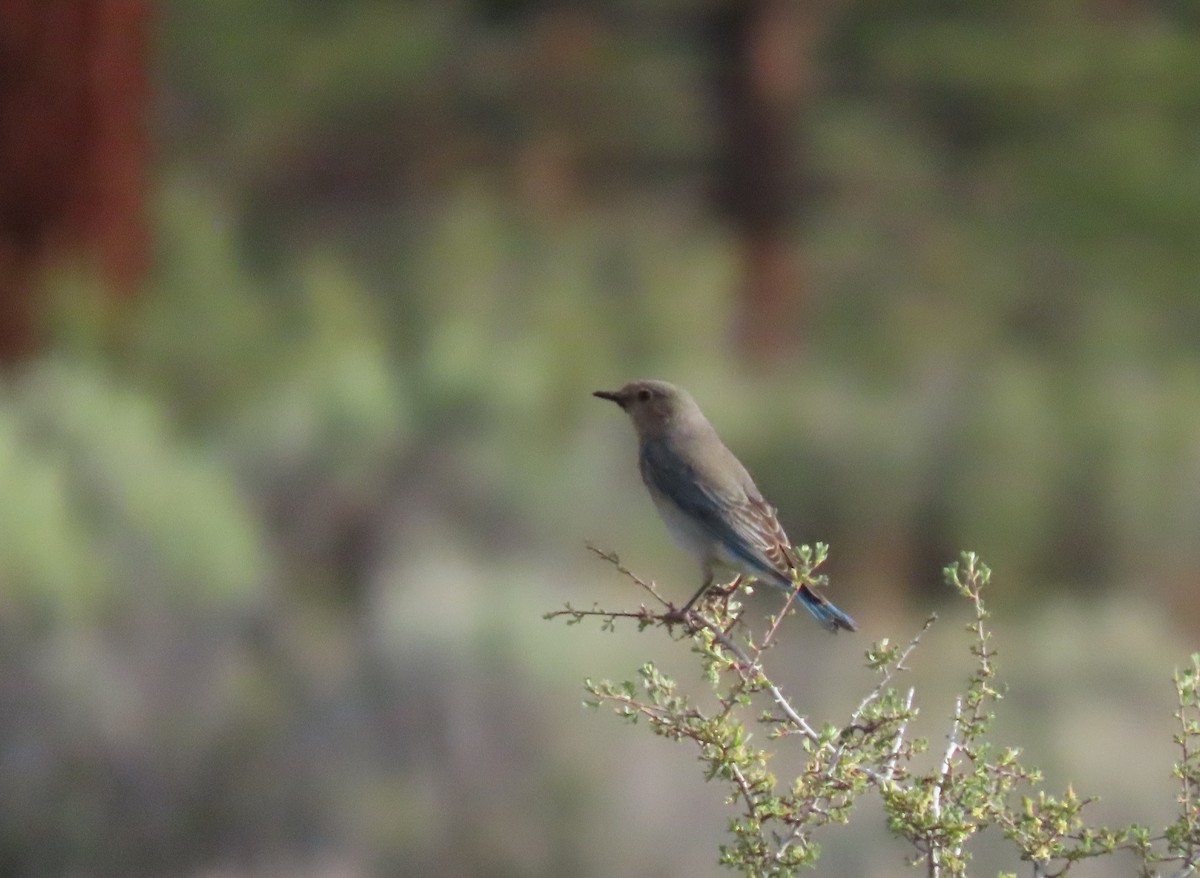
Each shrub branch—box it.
[547,548,1197,877]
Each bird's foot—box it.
[714,574,743,597]
[661,606,692,625]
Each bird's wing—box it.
[640,438,794,584]
[718,492,796,577]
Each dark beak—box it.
[593,389,625,408]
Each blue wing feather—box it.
[639,438,790,586]
[639,437,857,632]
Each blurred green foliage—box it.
[1,1,1198,875]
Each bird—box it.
[594,379,856,632]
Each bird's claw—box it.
[662,606,691,625]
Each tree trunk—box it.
[710,0,821,365]
[0,0,149,364]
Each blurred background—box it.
[1,1,1198,875]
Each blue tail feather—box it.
[796,584,856,633]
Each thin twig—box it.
[730,761,761,818]
[1175,665,1198,872]
[885,687,916,781]
[582,543,820,741]
[686,607,823,741]
[543,604,658,623]
[584,542,673,607]
[759,587,799,650]
[822,615,935,788]
[928,694,965,878]
[848,614,937,727]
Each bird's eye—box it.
[637,389,652,402]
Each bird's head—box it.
[593,379,699,439]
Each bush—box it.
[548,550,1200,877]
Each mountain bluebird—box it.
[594,379,856,632]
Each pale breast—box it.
[647,486,715,559]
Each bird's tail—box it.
[795,584,857,633]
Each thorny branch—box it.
[550,546,1199,878]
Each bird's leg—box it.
[713,574,743,625]
[714,574,743,597]
[672,569,714,619]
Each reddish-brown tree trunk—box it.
[710,0,821,365]
[0,0,149,364]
